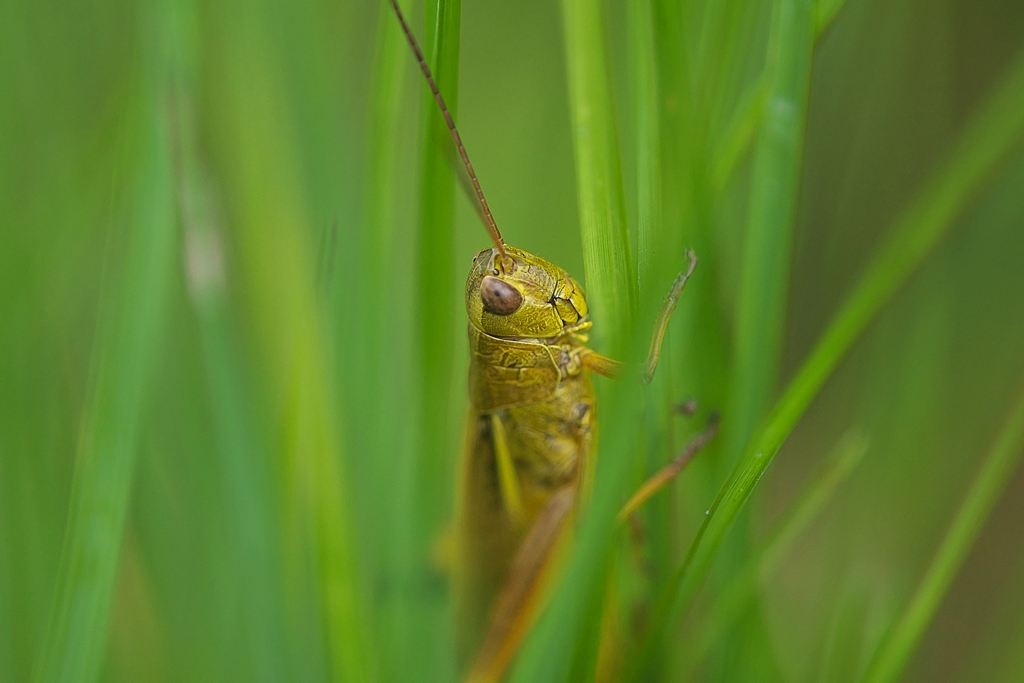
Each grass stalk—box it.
[394,0,463,678]
[363,2,412,680]
[208,5,370,679]
[636,48,1024,676]
[629,0,662,294]
[560,0,636,349]
[860,387,1024,683]
[172,8,292,673]
[507,1,646,677]
[30,6,177,680]
[726,0,815,461]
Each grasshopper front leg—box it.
[580,249,699,384]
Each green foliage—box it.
[3,1,1024,683]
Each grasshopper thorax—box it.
[466,246,590,340]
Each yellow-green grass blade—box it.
[859,388,1024,683]
[204,4,369,680]
[726,0,815,463]
[561,0,636,351]
[636,48,1024,678]
[30,7,177,681]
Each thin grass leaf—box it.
[634,49,1024,678]
[687,431,868,668]
[207,6,370,679]
[712,74,769,197]
[711,0,855,205]
[860,387,1024,683]
[361,2,413,680]
[30,6,177,680]
[389,0,463,679]
[561,0,636,349]
[629,0,662,293]
[172,11,291,674]
[726,0,815,461]
[506,1,650,677]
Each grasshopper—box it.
[389,1,716,679]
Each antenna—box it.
[388,0,509,262]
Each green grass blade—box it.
[629,0,662,293]
[687,431,869,668]
[636,49,1024,676]
[206,5,370,679]
[860,388,1024,683]
[361,2,413,680]
[173,16,292,674]
[711,0,855,202]
[712,74,769,197]
[506,2,643,677]
[726,0,815,460]
[30,8,177,681]
[392,0,463,678]
[561,0,636,349]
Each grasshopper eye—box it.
[480,276,523,316]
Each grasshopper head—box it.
[466,246,590,339]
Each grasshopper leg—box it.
[642,249,698,385]
[581,250,697,384]
[617,414,719,523]
[466,486,576,683]
[490,413,525,529]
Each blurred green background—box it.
[2,0,1024,682]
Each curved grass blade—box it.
[30,5,177,681]
[634,49,1024,678]
[859,386,1024,683]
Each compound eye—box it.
[480,276,524,316]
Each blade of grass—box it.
[629,0,661,293]
[393,0,463,678]
[30,5,177,681]
[506,0,645,678]
[633,49,1024,679]
[361,2,412,681]
[859,386,1024,683]
[712,74,769,197]
[686,431,868,668]
[726,0,815,463]
[207,5,369,680]
[710,0,855,202]
[561,0,636,350]
[172,11,291,673]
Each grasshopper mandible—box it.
[388,1,716,679]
